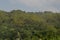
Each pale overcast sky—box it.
[0,0,60,12]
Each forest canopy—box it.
[0,10,60,40]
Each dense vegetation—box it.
[0,10,60,40]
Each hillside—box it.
[0,10,60,40]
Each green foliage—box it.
[0,10,60,40]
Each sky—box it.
[0,0,60,12]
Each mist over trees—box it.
[0,10,60,40]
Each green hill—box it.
[0,10,60,40]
